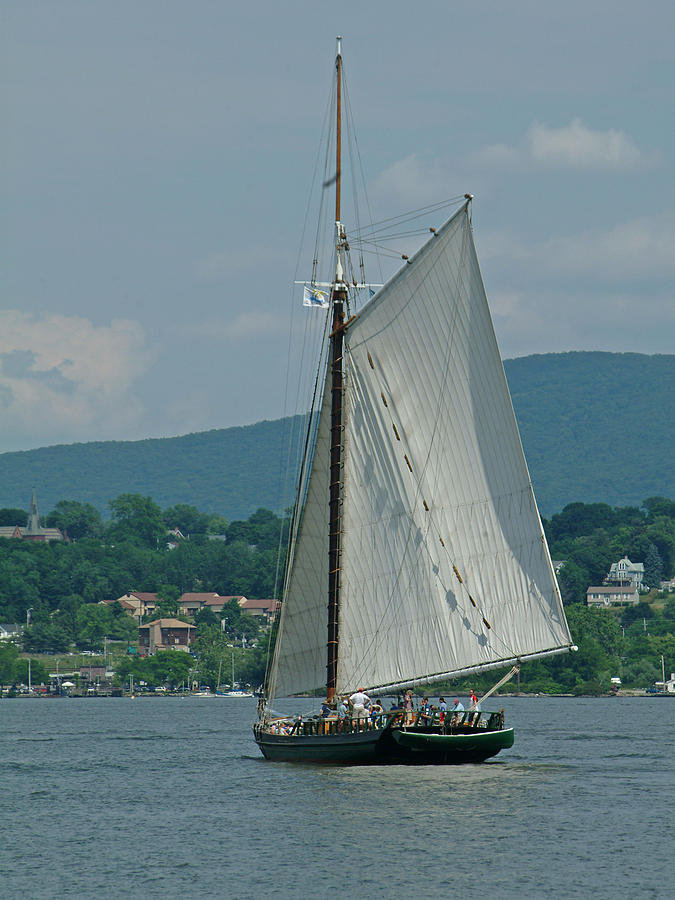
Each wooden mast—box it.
[326,37,346,703]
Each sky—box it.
[2,1,674,454]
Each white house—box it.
[606,556,644,590]
[654,673,675,694]
[586,585,639,607]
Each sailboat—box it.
[220,650,254,697]
[253,39,575,764]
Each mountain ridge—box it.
[1,351,673,519]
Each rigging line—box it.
[351,245,403,259]
[354,228,439,242]
[341,70,387,289]
[342,76,361,289]
[265,85,333,597]
[356,223,445,242]
[352,196,466,239]
[313,81,337,284]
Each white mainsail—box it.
[268,202,573,701]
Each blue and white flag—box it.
[302,285,329,309]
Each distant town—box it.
[1,491,674,698]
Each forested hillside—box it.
[0,416,305,522]
[506,352,675,516]
[0,352,673,520]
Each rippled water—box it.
[1,696,671,899]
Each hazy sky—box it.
[2,1,673,453]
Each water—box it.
[1,696,671,899]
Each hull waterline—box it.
[254,721,514,765]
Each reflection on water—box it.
[1,696,672,899]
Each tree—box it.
[226,508,284,552]
[662,597,675,621]
[148,650,192,687]
[220,598,243,633]
[557,560,589,605]
[236,615,261,642]
[206,514,228,535]
[13,657,49,686]
[75,604,114,650]
[547,503,618,543]
[643,496,675,521]
[154,584,181,618]
[0,641,20,684]
[0,508,27,527]
[23,622,71,653]
[46,500,103,540]
[107,494,166,549]
[194,607,219,627]
[643,543,663,590]
[163,504,210,536]
[622,601,655,626]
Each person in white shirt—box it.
[349,687,370,718]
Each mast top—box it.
[336,36,342,58]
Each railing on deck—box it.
[399,709,506,732]
[260,708,506,738]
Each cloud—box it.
[494,285,675,359]
[482,212,675,284]
[370,154,454,209]
[542,214,675,280]
[0,311,153,451]
[475,119,656,171]
[481,213,675,358]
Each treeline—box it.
[0,496,287,653]
[502,495,675,694]
[3,493,675,695]
[543,495,675,604]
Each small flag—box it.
[303,285,329,309]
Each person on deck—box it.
[320,699,332,718]
[439,697,447,724]
[421,696,431,716]
[349,687,370,719]
[370,698,384,725]
[404,690,414,725]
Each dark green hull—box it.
[254,722,514,765]
[388,726,514,764]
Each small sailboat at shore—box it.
[254,39,574,764]
[220,650,254,697]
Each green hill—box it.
[0,352,673,520]
[505,352,675,515]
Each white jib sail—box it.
[336,204,572,694]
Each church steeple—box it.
[26,488,41,535]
